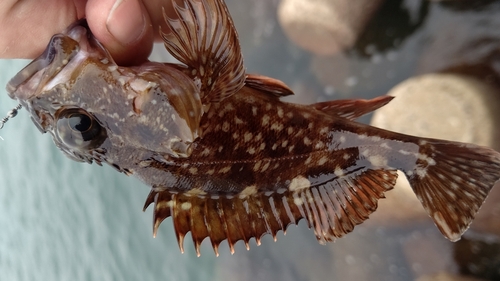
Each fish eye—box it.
[68,113,92,133]
[55,107,107,149]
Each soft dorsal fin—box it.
[245,74,294,97]
[312,95,394,121]
[161,0,246,104]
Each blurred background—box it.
[1,0,500,280]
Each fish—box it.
[5,0,500,257]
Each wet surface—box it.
[1,0,500,280]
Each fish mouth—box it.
[6,19,110,101]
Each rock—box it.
[416,272,485,281]
[368,73,500,232]
[277,0,384,56]
[453,234,500,280]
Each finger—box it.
[86,0,154,66]
[0,0,85,58]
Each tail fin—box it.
[406,141,500,241]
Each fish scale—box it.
[5,0,500,256]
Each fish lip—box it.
[6,35,61,98]
[6,19,109,101]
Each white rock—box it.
[277,0,384,56]
[368,73,500,231]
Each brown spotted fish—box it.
[6,0,500,256]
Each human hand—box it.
[0,0,177,65]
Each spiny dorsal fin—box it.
[161,0,246,104]
[245,74,294,97]
[312,95,394,121]
[143,169,398,256]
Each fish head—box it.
[6,20,202,166]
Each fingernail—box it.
[106,0,146,45]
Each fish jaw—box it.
[7,20,110,103]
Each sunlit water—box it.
[1,1,499,280]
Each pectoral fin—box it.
[161,0,246,104]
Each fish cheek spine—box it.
[54,62,203,164]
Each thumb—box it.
[86,0,154,66]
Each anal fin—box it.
[143,168,398,256]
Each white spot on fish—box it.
[305,156,312,165]
[253,161,262,171]
[343,153,350,160]
[368,155,388,167]
[252,106,258,116]
[277,107,284,118]
[261,162,270,172]
[315,141,325,149]
[239,185,258,199]
[339,136,346,143]
[234,117,244,124]
[186,188,207,196]
[370,136,382,142]
[381,142,390,149]
[259,143,266,151]
[433,211,456,240]
[244,132,253,142]
[417,153,437,166]
[318,156,328,166]
[222,122,230,132]
[262,115,270,126]
[157,200,174,209]
[334,166,345,177]
[415,167,428,178]
[218,166,231,174]
[271,122,284,131]
[303,137,312,146]
[254,133,262,141]
[289,176,311,191]
[181,202,192,210]
[294,197,303,206]
[189,167,198,175]
[247,147,256,155]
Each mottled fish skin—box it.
[6,0,500,257]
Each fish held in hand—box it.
[6,0,500,256]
